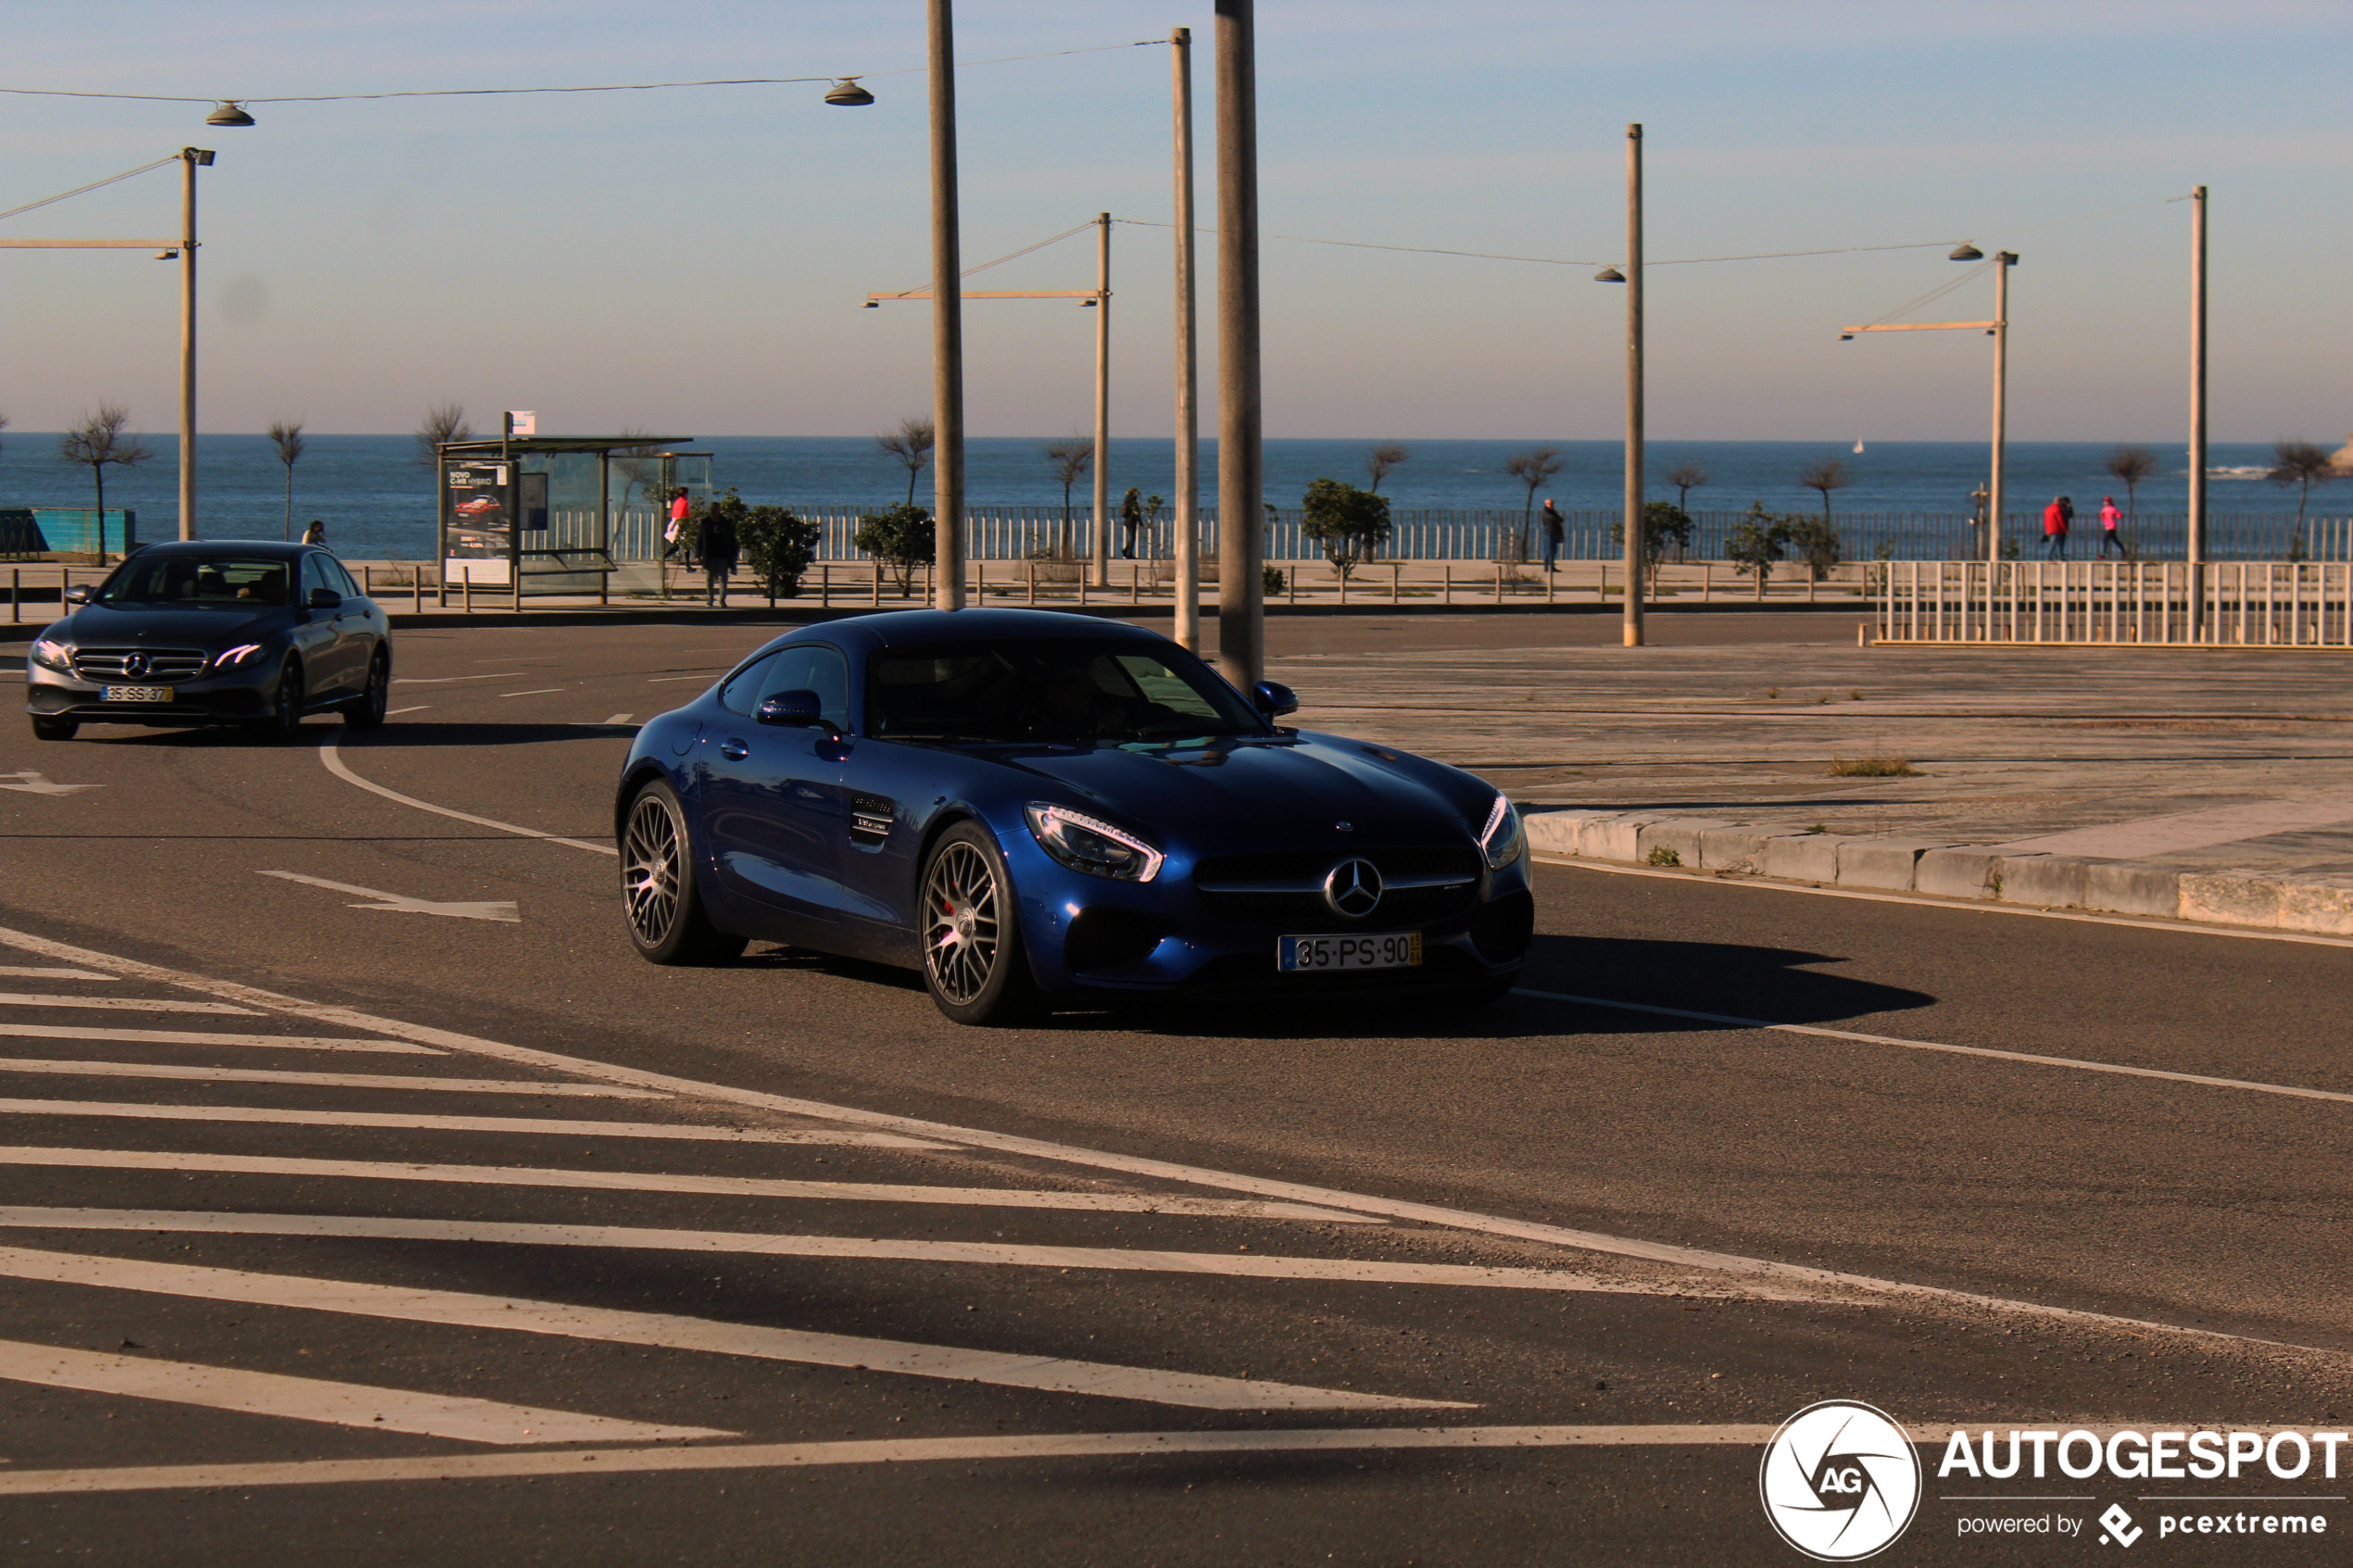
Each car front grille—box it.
[1192,845,1481,929]
[70,647,209,683]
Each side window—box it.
[753,647,816,707]
[325,559,361,598]
[804,647,850,734]
[716,652,779,717]
[299,555,333,602]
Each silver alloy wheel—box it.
[924,840,1001,1006]
[623,791,683,948]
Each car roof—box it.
[127,539,312,559]
[774,608,1170,656]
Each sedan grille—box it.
[1193,845,1480,929]
[70,647,209,683]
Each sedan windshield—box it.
[97,555,291,607]
[869,639,1263,745]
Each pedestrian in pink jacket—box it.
[2098,495,2129,559]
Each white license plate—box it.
[1277,932,1423,972]
[102,685,172,703]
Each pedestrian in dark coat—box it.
[700,507,739,608]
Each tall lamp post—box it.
[1090,212,1113,588]
[1169,27,1201,653]
[2188,184,2208,637]
[1214,0,1264,688]
[1841,245,2016,562]
[926,0,966,610]
[1592,124,1644,646]
[177,146,209,540]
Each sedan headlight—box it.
[213,643,265,671]
[1024,803,1164,883]
[1478,793,1524,870]
[30,636,73,673]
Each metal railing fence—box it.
[1874,560,2353,646]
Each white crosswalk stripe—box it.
[0,1100,955,1147]
[0,1060,663,1096]
[0,1022,439,1054]
[0,991,255,1015]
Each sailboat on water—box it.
[1853,438,1866,455]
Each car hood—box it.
[61,603,289,647]
[984,730,1490,844]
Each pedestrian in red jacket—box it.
[2042,496,2070,561]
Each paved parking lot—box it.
[0,616,2348,1563]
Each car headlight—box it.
[1024,803,1164,883]
[30,636,73,673]
[213,643,265,671]
[1478,793,1524,870]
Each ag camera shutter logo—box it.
[1759,1400,1922,1561]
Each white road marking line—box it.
[391,672,525,684]
[0,1062,660,1097]
[0,1102,954,1147]
[258,871,520,924]
[0,1209,1809,1299]
[0,991,252,1015]
[1512,987,2353,1108]
[0,1336,729,1446]
[0,1423,1776,1496]
[0,967,113,981]
[646,674,716,684]
[384,706,430,717]
[498,688,565,698]
[0,1149,1369,1220]
[319,734,615,856]
[0,1022,435,1055]
[0,922,2309,1355]
[0,1247,1453,1413]
[0,771,101,797]
[1533,855,2353,950]
[601,713,634,725]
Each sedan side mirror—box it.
[757,689,840,736]
[306,586,343,609]
[1251,681,1298,719]
[63,585,92,606]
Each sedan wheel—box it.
[920,823,1039,1025]
[260,661,304,742]
[620,780,746,965]
[345,648,390,730]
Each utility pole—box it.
[1621,124,1644,647]
[1170,26,1200,652]
[1988,251,2015,563]
[2188,184,2208,639]
[1091,211,1112,589]
[1214,0,1264,688]
[178,148,203,542]
[927,0,966,610]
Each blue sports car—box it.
[613,609,1531,1024]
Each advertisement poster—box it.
[442,459,513,585]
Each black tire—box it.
[30,716,77,742]
[619,779,747,965]
[344,646,390,729]
[258,659,305,742]
[919,822,1042,1026]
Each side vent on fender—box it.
[849,794,895,847]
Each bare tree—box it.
[1365,442,1408,493]
[876,416,937,508]
[58,403,151,562]
[267,419,307,541]
[1797,457,1853,521]
[610,426,668,514]
[1501,445,1563,558]
[1043,434,1093,558]
[1665,461,1710,513]
[2102,444,2158,524]
[2270,438,2335,558]
[413,401,472,469]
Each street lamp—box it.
[824,78,874,107]
[205,101,256,127]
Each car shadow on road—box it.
[66,720,624,750]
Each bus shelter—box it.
[434,435,711,604]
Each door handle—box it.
[719,738,749,760]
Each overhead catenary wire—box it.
[0,156,177,225]
[0,40,1169,107]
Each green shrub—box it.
[852,504,936,598]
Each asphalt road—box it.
[0,618,2347,1565]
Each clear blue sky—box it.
[2,1,2345,444]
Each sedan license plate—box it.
[1277,931,1422,972]
[102,685,172,703]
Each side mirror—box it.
[306,586,343,609]
[756,689,839,735]
[63,585,92,607]
[1251,681,1298,719]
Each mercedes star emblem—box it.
[1322,857,1384,919]
[122,653,149,679]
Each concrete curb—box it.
[1522,809,2353,938]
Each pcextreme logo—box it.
[1759,1400,1923,1561]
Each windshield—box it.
[868,639,1264,745]
[96,554,291,608]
